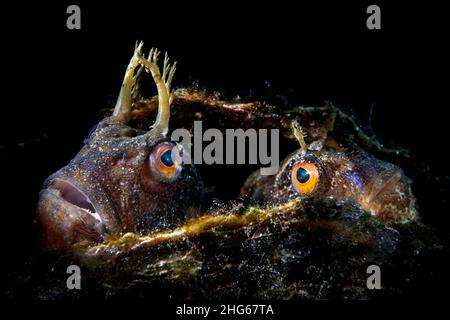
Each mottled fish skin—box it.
[133,90,418,225]
[36,43,204,250]
[36,116,203,250]
[242,146,418,225]
[35,41,418,251]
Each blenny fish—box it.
[26,42,439,300]
[36,42,417,252]
[241,119,417,226]
[36,42,203,250]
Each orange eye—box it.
[149,142,183,182]
[291,162,319,195]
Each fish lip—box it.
[44,178,103,224]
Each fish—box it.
[27,43,434,300]
[35,42,203,250]
[241,119,418,225]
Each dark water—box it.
[1,1,449,302]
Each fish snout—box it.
[359,169,418,224]
[36,178,107,250]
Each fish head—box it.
[36,43,203,250]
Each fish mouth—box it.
[36,177,107,250]
[358,169,417,224]
[45,178,103,223]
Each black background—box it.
[1,0,449,306]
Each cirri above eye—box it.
[291,162,319,195]
[149,142,183,182]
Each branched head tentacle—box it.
[112,41,145,123]
[137,45,176,136]
[112,41,177,135]
[292,120,308,153]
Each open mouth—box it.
[49,178,102,222]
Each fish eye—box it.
[291,162,319,195]
[149,142,183,182]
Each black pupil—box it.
[161,150,174,167]
[296,167,310,183]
